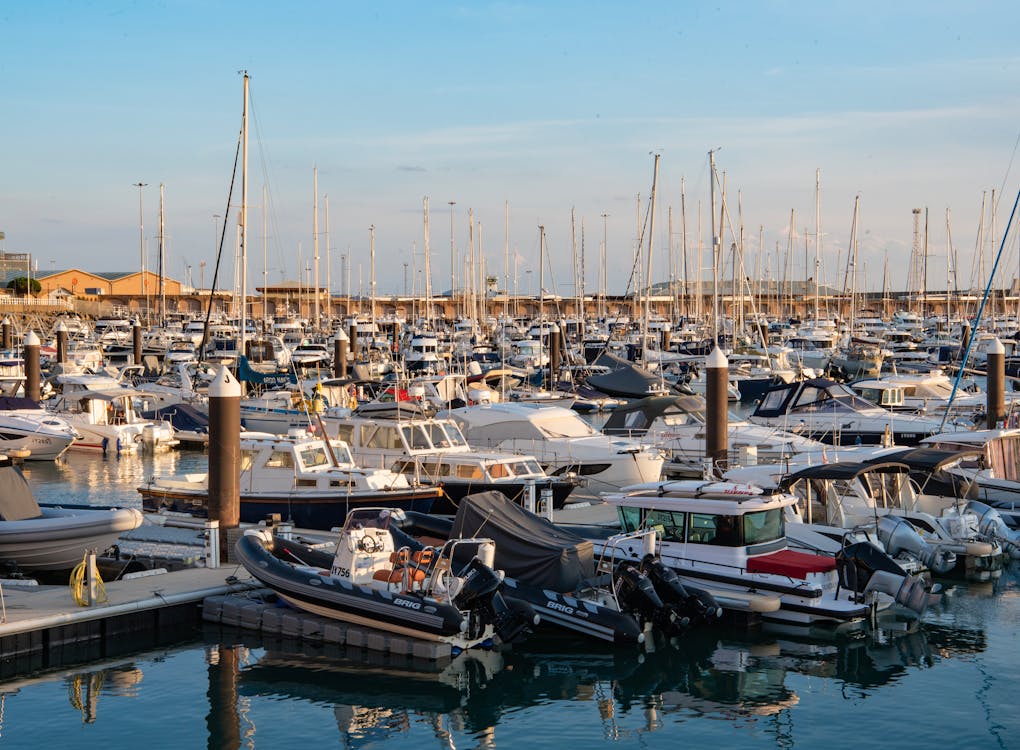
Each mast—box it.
[312,167,320,331]
[538,225,546,325]
[680,176,688,318]
[158,182,166,326]
[814,168,821,322]
[324,193,331,323]
[369,224,376,330]
[423,197,432,329]
[709,149,719,346]
[644,153,660,364]
[240,70,249,358]
[262,184,268,325]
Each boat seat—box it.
[372,566,427,586]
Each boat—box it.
[46,372,178,454]
[602,394,826,477]
[234,507,536,650]
[562,479,941,633]
[138,430,442,530]
[390,491,721,644]
[338,409,577,515]
[0,455,143,573]
[727,458,1003,579]
[748,377,957,446]
[444,402,665,497]
[0,395,78,461]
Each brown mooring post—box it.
[24,330,41,402]
[704,346,729,475]
[133,319,143,366]
[208,366,241,562]
[55,320,68,364]
[2,317,12,351]
[987,337,1005,429]
[548,323,561,390]
[660,325,671,353]
[333,329,349,379]
[349,324,358,363]
[205,644,241,750]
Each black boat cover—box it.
[603,395,706,436]
[451,491,593,592]
[586,352,672,399]
[141,403,209,434]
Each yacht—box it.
[749,377,956,446]
[138,431,442,529]
[564,479,940,633]
[338,409,577,514]
[0,395,78,460]
[445,402,665,496]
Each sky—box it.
[4,1,1020,299]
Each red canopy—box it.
[746,549,836,579]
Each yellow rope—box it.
[69,552,107,606]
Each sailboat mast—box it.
[814,168,821,322]
[423,197,432,329]
[313,166,320,331]
[158,182,166,326]
[644,153,660,364]
[709,149,719,346]
[240,71,249,358]
[369,225,376,330]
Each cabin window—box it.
[742,509,783,545]
[488,462,510,479]
[298,446,330,468]
[687,512,742,546]
[757,389,788,413]
[455,464,484,480]
[443,424,468,447]
[240,450,255,472]
[425,423,452,448]
[402,425,432,450]
[335,424,354,442]
[509,459,543,476]
[643,509,686,542]
[266,449,293,468]
[365,425,402,450]
[618,505,642,533]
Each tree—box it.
[7,277,41,296]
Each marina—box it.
[6,4,1020,746]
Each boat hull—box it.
[0,507,144,572]
[139,485,441,530]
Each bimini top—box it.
[776,460,910,491]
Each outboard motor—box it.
[453,557,503,608]
[876,515,957,575]
[835,541,941,618]
[968,500,1020,559]
[614,562,667,629]
[640,555,721,626]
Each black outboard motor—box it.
[835,541,907,597]
[485,591,537,644]
[641,555,722,627]
[614,562,668,630]
[454,557,503,607]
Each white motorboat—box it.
[564,479,940,634]
[46,373,178,454]
[138,430,442,530]
[0,395,77,460]
[602,394,827,477]
[749,377,958,446]
[445,402,664,497]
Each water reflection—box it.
[227,622,982,748]
[18,448,207,508]
[0,610,998,748]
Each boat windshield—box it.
[536,414,596,439]
[342,508,394,534]
[791,383,875,413]
[742,508,784,545]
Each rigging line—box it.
[996,128,1020,209]
[940,183,1020,431]
[199,130,243,359]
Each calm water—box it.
[2,448,1019,749]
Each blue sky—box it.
[4,1,1020,297]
